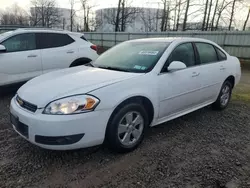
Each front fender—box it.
[90,74,159,119]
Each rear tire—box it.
[212,81,232,110]
[105,103,148,153]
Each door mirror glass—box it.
[168,61,187,71]
[0,44,6,52]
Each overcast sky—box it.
[0,0,151,10]
[0,0,249,28]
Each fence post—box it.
[90,32,92,42]
[101,32,103,47]
[223,31,227,49]
[115,32,117,45]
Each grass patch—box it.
[232,83,250,102]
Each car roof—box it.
[129,37,214,44]
[13,28,84,37]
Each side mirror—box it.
[168,61,187,72]
[0,45,6,53]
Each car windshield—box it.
[93,41,170,73]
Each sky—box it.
[0,0,249,28]
[1,0,156,11]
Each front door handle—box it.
[192,72,200,77]
[27,54,37,58]
[67,50,74,54]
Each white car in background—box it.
[10,37,241,152]
[0,28,98,86]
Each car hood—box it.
[17,66,142,108]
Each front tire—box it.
[212,80,232,110]
[105,103,148,153]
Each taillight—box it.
[90,45,97,52]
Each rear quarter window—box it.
[216,47,227,61]
[80,36,88,41]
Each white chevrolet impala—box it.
[10,38,241,152]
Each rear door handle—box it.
[67,50,74,54]
[220,66,226,70]
[192,72,200,77]
[27,54,37,58]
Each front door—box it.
[157,42,203,119]
[0,33,42,85]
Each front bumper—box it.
[10,97,112,150]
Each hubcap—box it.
[220,85,230,106]
[118,111,144,146]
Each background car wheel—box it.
[105,103,148,153]
[69,58,91,67]
[212,80,232,110]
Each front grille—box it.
[16,95,37,113]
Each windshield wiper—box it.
[97,66,130,72]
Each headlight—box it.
[43,95,100,115]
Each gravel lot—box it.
[1,72,250,188]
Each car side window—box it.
[216,47,227,61]
[195,43,218,64]
[37,33,74,49]
[1,33,36,52]
[162,43,195,72]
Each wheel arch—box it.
[225,75,235,88]
[69,57,92,67]
[107,95,155,129]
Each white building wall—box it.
[30,7,77,31]
[95,7,163,32]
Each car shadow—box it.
[0,82,25,97]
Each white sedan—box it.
[10,37,241,152]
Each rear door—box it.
[37,33,77,74]
[0,33,42,85]
[194,42,226,102]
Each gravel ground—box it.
[1,72,250,188]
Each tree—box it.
[140,8,157,32]
[176,0,183,30]
[243,7,250,31]
[69,0,76,31]
[182,0,190,31]
[115,0,122,31]
[30,0,62,27]
[210,0,219,30]
[0,3,29,25]
[80,0,96,31]
[202,0,209,30]
[228,0,237,30]
[205,0,213,30]
[215,0,230,30]
[119,0,141,31]
[104,0,141,32]
[160,0,167,31]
